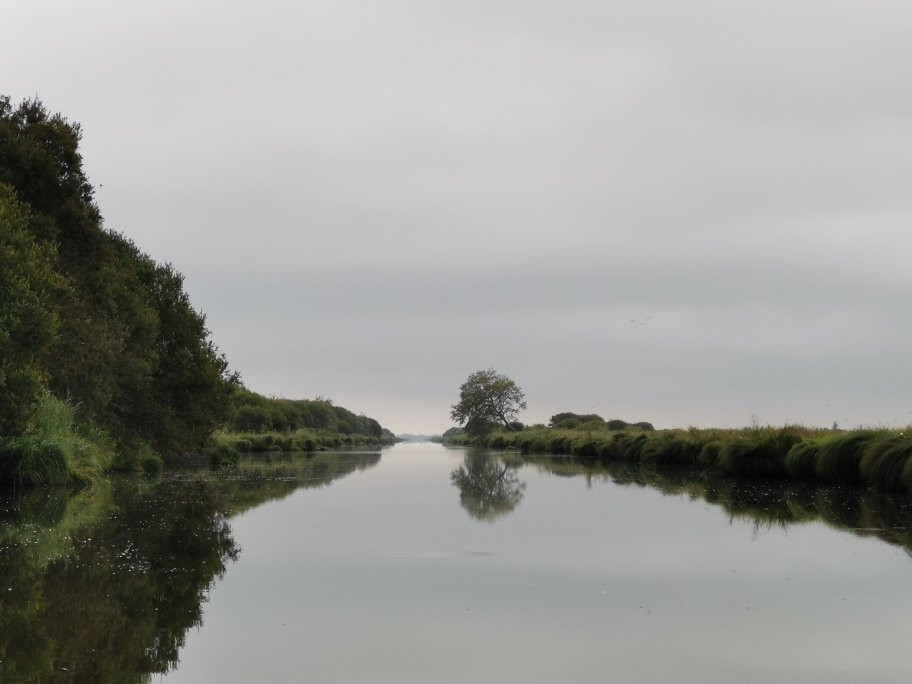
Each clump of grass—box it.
[785,441,820,479]
[718,437,784,478]
[488,434,508,449]
[639,432,702,466]
[0,438,70,487]
[0,395,115,488]
[570,435,601,459]
[898,454,912,492]
[859,437,912,491]
[815,432,883,484]
[697,442,721,467]
[110,440,162,475]
[610,432,650,462]
[207,443,239,468]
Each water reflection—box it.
[0,450,381,682]
[527,454,912,555]
[451,450,526,522]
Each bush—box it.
[141,453,164,477]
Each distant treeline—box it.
[439,412,654,445]
[228,389,391,438]
[0,96,392,487]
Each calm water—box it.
[2,442,912,682]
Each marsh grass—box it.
[814,431,884,484]
[480,423,912,492]
[859,437,912,491]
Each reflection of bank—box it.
[450,450,526,522]
[0,450,383,682]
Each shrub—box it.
[141,453,164,477]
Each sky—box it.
[4,0,912,434]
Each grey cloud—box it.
[5,0,912,432]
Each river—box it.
[2,442,911,682]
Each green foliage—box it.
[858,437,912,491]
[0,96,237,463]
[550,412,603,429]
[814,432,882,484]
[475,423,912,493]
[450,369,526,439]
[0,184,59,436]
[207,443,240,468]
[215,425,395,455]
[0,395,115,487]
[784,441,820,479]
[226,389,385,438]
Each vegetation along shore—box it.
[0,96,393,488]
[443,412,912,493]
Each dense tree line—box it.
[0,96,237,454]
[0,96,394,474]
[228,389,385,437]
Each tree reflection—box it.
[0,451,382,682]
[451,451,526,522]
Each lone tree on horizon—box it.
[450,368,526,439]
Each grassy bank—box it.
[209,428,397,466]
[450,424,912,493]
[0,395,165,488]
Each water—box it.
[2,442,912,682]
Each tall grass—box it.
[0,395,116,488]
[478,423,912,493]
[814,431,884,484]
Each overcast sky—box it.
[5,0,912,433]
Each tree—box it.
[0,184,59,437]
[450,369,526,439]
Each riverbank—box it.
[210,428,397,465]
[0,395,395,488]
[446,424,912,492]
